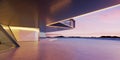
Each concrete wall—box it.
[0,0,38,27]
[10,26,39,41]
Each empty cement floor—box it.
[1,38,120,60]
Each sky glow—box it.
[46,4,120,37]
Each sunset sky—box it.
[46,4,120,37]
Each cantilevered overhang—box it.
[0,0,120,31]
[45,0,120,32]
[46,0,120,25]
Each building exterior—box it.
[0,0,120,53]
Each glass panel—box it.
[1,25,16,41]
[0,28,15,52]
[0,24,19,53]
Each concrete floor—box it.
[0,38,120,60]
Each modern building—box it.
[0,0,120,60]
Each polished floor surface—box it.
[0,38,120,60]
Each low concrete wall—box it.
[10,26,39,41]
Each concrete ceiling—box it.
[0,0,120,30]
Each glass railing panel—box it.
[1,25,16,41]
[0,24,19,52]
